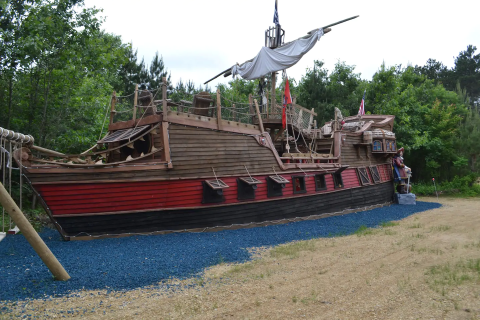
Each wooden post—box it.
[248,94,254,114]
[270,71,276,119]
[216,89,222,130]
[254,99,265,133]
[109,91,116,125]
[162,77,168,121]
[334,109,337,131]
[0,182,70,281]
[162,122,173,169]
[232,104,236,122]
[132,84,139,121]
[248,94,254,124]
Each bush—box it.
[413,174,480,197]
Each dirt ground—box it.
[2,197,480,319]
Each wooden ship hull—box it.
[16,91,398,240]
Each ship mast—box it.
[265,0,285,114]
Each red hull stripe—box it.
[33,168,389,216]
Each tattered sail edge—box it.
[231,28,324,80]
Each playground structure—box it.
[0,127,69,281]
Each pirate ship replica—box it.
[7,14,399,240]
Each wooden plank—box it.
[166,114,260,135]
[51,182,394,236]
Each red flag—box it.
[358,89,366,116]
[282,79,292,129]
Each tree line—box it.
[1,0,479,182]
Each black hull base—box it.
[55,182,394,240]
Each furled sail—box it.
[231,28,324,80]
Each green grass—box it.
[270,240,316,258]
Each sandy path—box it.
[2,197,480,319]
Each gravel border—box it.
[0,201,441,302]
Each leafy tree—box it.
[326,61,367,117]
[369,65,467,181]
[296,60,330,123]
[415,45,480,107]
[148,51,170,91]
[0,0,128,152]
[455,108,480,173]
[454,45,480,105]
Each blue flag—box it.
[273,0,279,25]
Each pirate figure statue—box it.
[392,147,412,194]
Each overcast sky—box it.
[84,0,480,89]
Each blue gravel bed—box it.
[0,201,440,302]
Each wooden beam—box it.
[273,128,285,142]
[270,71,276,118]
[162,77,168,122]
[0,182,70,281]
[248,94,254,115]
[31,145,66,157]
[109,91,116,125]
[216,89,223,130]
[162,122,173,169]
[254,99,265,133]
[132,84,138,121]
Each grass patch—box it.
[426,258,480,293]
[270,240,316,259]
[415,247,444,255]
[412,233,426,239]
[384,229,397,236]
[464,242,480,249]
[380,221,399,228]
[354,225,378,236]
[408,223,423,229]
[226,262,255,275]
[430,225,451,232]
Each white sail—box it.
[231,28,324,80]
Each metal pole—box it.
[0,182,70,281]
[432,178,439,200]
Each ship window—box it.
[390,140,396,151]
[385,140,396,152]
[267,175,289,197]
[369,166,381,183]
[357,167,371,186]
[292,176,307,194]
[315,174,327,191]
[333,172,344,189]
[202,180,229,204]
[373,140,382,151]
[237,177,262,200]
